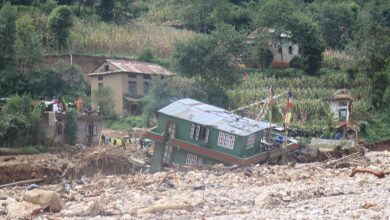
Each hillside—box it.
[0,0,389,145]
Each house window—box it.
[339,101,347,106]
[98,75,103,80]
[247,133,256,149]
[128,81,137,96]
[143,75,152,79]
[217,131,235,150]
[87,124,97,137]
[161,75,165,80]
[189,123,210,143]
[278,47,282,54]
[143,82,150,94]
[128,73,137,78]
[288,46,293,55]
[98,83,103,88]
[339,109,347,121]
[186,153,203,165]
[104,64,109,71]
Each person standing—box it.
[75,97,83,113]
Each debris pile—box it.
[1,149,390,219]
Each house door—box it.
[163,121,176,165]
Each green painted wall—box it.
[156,113,267,158]
[151,142,164,172]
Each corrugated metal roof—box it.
[158,98,273,136]
[108,59,173,75]
[88,59,174,76]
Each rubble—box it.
[0,147,390,219]
[6,201,41,219]
[23,189,63,212]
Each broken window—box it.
[190,124,196,139]
[247,133,256,149]
[217,131,235,150]
[189,123,210,143]
[185,153,203,165]
[87,124,97,137]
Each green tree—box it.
[47,5,73,50]
[15,15,43,73]
[173,22,243,106]
[0,94,42,147]
[290,13,325,74]
[94,0,115,22]
[256,0,325,74]
[371,72,389,111]
[313,2,355,49]
[92,86,114,116]
[0,2,16,69]
[64,108,78,145]
[350,0,390,72]
[28,68,64,99]
[142,77,176,126]
[53,60,88,100]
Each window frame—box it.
[217,131,235,150]
[128,81,137,96]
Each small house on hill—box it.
[245,29,299,68]
[88,59,174,115]
[324,89,353,122]
[145,98,298,172]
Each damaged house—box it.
[146,99,298,172]
[40,113,102,146]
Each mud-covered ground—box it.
[1,145,390,219]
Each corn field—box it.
[230,71,372,128]
[65,19,197,58]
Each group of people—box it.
[43,97,93,114]
[100,134,148,149]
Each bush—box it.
[64,108,78,145]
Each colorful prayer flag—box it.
[284,90,293,124]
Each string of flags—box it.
[255,87,293,126]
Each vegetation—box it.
[0,95,42,147]
[64,108,78,145]
[92,86,115,116]
[0,0,389,142]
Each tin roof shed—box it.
[158,98,272,136]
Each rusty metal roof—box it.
[88,59,174,76]
[324,89,353,101]
[158,98,273,136]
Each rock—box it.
[6,201,41,219]
[22,189,63,212]
[254,193,280,208]
[61,200,104,217]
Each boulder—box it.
[22,189,63,212]
[6,201,41,219]
[254,193,280,208]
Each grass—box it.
[103,115,148,131]
[360,114,390,142]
